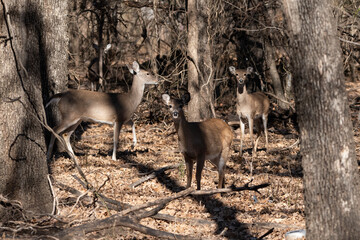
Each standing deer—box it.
[229,66,270,156]
[162,93,233,190]
[87,44,137,147]
[46,61,157,161]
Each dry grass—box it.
[49,110,304,239]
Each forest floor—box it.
[13,82,360,239]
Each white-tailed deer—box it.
[162,93,233,190]
[46,61,157,161]
[229,66,270,156]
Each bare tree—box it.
[283,0,360,239]
[187,0,214,121]
[0,0,68,220]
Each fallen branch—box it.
[54,179,270,239]
[119,188,194,216]
[54,214,197,240]
[53,181,304,240]
[190,182,270,196]
[55,181,213,225]
[267,139,300,154]
[130,164,181,188]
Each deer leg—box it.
[62,120,82,158]
[239,117,245,157]
[218,148,229,189]
[195,154,205,190]
[184,155,194,189]
[248,116,254,150]
[112,121,123,160]
[47,119,80,161]
[127,119,137,148]
[47,134,56,161]
[253,119,261,156]
[262,114,269,152]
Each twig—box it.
[267,139,300,154]
[0,226,35,233]
[264,92,294,106]
[118,188,194,216]
[258,228,274,239]
[190,182,270,196]
[339,37,360,46]
[69,190,91,214]
[47,175,58,215]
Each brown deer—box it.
[46,61,157,161]
[87,44,137,147]
[162,93,233,190]
[229,66,270,156]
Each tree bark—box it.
[42,0,68,152]
[283,0,360,239]
[69,1,80,68]
[0,0,68,220]
[187,0,214,121]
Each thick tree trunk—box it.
[283,0,360,239]
[42,0,68,124]
[0,0,68,220]
[187,0,214,121]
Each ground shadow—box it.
[116,151,257,239]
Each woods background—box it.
[0,0,359,239]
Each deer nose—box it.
[173,111,179,118]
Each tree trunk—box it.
[42,0,68,153]
[97,10,105,91]
[69,1,81,68]
[0,0,68,220]
[187,0,214,121]
[283,0,360,239]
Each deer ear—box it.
[181,92,191,105]
[127,64,134,74]
[229,66,236,74]
[162,94,171,105]
[104,44,112,54]
[246,66,254,74]
[128,61,140,74]
[132,61,140,73]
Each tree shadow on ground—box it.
[116,150,257,239]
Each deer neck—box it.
[128,76,146,109]
[173,110,189,144]
[237,83,249,102]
